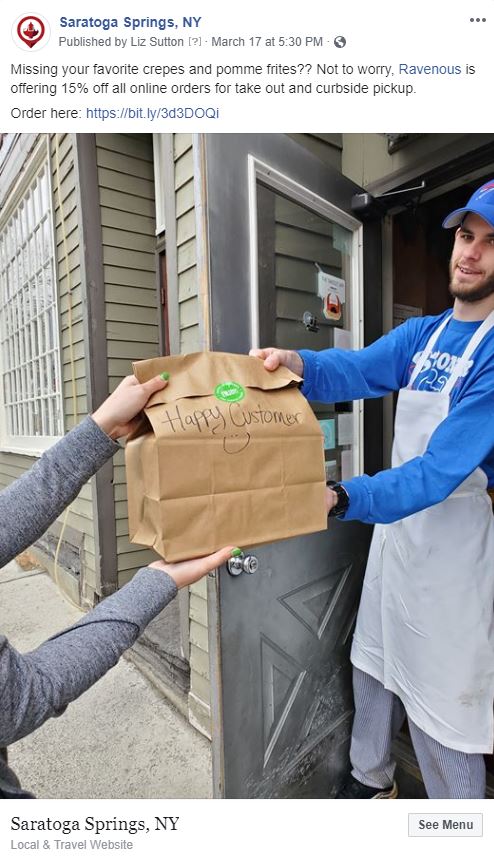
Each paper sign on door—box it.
[317,270,346,303]
[317,269,345,323]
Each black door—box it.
[205,135,381,797]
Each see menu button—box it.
[408,813,483,837]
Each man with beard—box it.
[251,180,494,799]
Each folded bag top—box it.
[133,351,302,405]
[126,351,327,562]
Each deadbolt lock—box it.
[227,553,259,576]
[302,310,319,332]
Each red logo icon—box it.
[17,15,45,48]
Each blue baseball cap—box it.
[442,180,494,230]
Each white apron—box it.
[351,311,494,753]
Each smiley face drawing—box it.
[223,431,251,454]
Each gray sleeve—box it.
[0,416,119,568]
[0,567,178,747]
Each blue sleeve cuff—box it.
[297,350,318,398]
[339,477,372,522]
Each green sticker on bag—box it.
[214,382,245,403]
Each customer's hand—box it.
[249,347,304,377]
[148,546,238,589]
[92,373,169,440]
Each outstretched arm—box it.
[0,417,117,568]
[0,546,234,747]
[251,318,419,403]
[0,373,168,568]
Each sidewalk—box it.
[1,560,212,799]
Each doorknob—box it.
[227,552,259,576]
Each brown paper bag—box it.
[126,352,327,562]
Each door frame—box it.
[381,157,494,468]
[247,156,364,343]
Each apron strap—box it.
[407,314,453,389]
[442,309,494,396]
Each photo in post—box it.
[1,130,494,802]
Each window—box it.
[0,153,63,451]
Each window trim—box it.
[0,136,64,455]
[153,134,167,235]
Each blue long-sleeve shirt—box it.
[299,309,494,524]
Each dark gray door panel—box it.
[205,133,380,797]
[218,521,372,798]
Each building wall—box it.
[96,131,211,733]
[289,133,342,171]
[0,133,96,606]
[93,133,160,588]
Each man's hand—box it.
[249,347,304,377]
[326,487,338,514]
[148,546,238,589]
[91,374,169,440]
